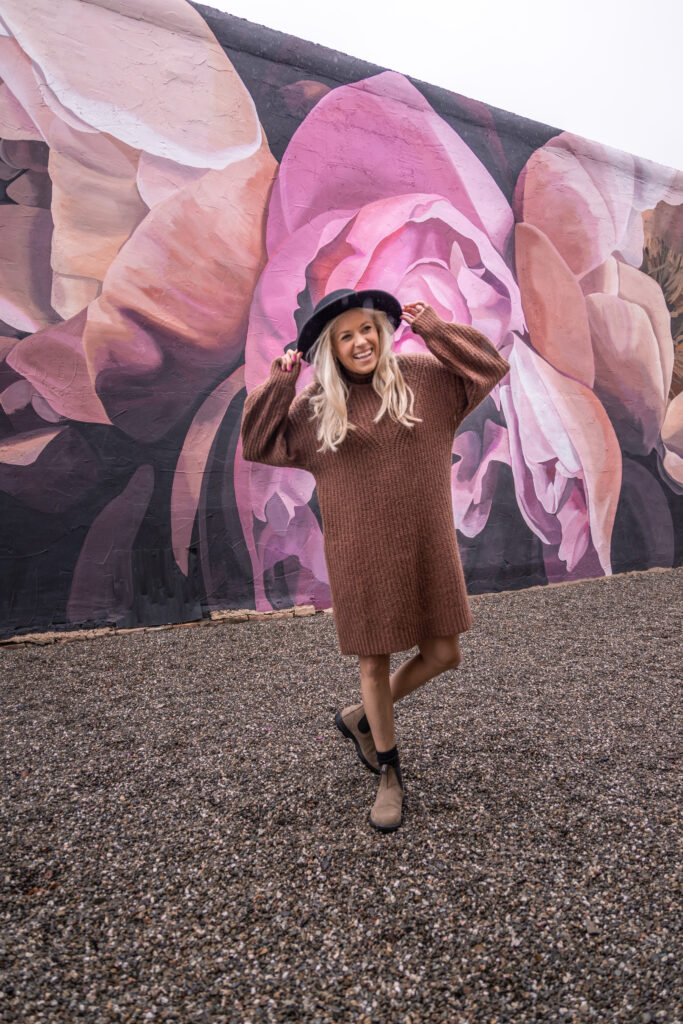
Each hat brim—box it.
[296,290,402,358]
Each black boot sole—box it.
[334,710,381,775]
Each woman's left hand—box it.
[401,301,428,326]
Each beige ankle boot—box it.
[369,764,404,832]
[334,703,380,774]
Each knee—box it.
[420,636,461,672]
[358,653,390,683]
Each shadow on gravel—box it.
[1,569,681,1023]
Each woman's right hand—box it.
[280,349,303,373]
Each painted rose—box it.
[0,0,276,624]
[514,132,683,574]
[225,71,526,611]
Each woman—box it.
[240,289,510,832]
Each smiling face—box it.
[330,307,380,375]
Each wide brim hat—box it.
[296,289,403,358]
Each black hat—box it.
[295,289,402,358]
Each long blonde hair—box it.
[305,309,422,454]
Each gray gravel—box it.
[1,569,681,1024]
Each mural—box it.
[0,0,680,638]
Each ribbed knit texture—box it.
[240,306,510,656]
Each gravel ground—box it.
[1,569,681,1024]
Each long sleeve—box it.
[411,305,510,424]
[240,357,310,470]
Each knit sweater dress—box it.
[240,306,510,656]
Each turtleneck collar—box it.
[337,359,375,386]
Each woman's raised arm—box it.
[240,352,310,470]
[403,302,510,425]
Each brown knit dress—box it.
[240,306,510,656]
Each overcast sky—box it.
[203,0,681,171]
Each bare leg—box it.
[358,653,394,751]
[389,634,462,703]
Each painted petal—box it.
[0,204,57,331]
[617,262,674,399]
[0,424,99,513]
[46,120,147,317]
[7,310,110,424]
[0,80,42,139]
[1,0,260,167]
[136,152,208,208]
[0,36,60,140]
[66,465,154,624]
[0,425,60,465]
[502,338,622,576]
[661,392,683,456]
[515,133,635,277]
[50,274,101,319]
[171,367,245,576]
[657,393,683,492]
[451,420,510,537]
[234,436,326,612]
[587,294,669,455]
[267,71,513,259]
[515,222,594,386]
[84,137,277,441]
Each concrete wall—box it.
[0,0,680,638]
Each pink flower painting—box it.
[0,1,680,636]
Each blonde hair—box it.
[305,309,422,454]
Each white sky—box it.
[204,0,682,171]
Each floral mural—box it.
[0,0,680,637]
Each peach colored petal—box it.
[580,256,619,298]
[0,36,56,140]
[617,263,674,400]
[136,151,208,208]
[0,204,57,331]
[515,222,594,386]
[47,120,147,317]
[514,135,634,277]
[1,0,260,168]
[659,447,683,490]
[50,274,101,319]
[171,366,245,576]
[0,80,41,139]
[661,392,683,455]
[587,293,667,454]
[7,310,110,424]
[0,425,61,465]
[84,137,277,441]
